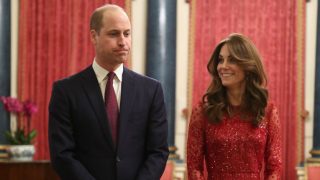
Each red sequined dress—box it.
[187,103,282,180]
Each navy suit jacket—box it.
[49,66,169,180]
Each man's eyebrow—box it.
[107,29,131,32]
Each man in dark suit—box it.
[48,4,169,180]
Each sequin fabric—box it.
[187,103,282,180]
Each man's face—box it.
[91,10,131,70]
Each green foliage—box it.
[5,129,37,145]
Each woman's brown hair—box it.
[202,33,268,126]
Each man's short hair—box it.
[90,4,126,33]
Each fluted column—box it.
[146,0,177,158]
[0,0,11,143]
[309,0,320,161]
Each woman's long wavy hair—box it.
[202,33,268,126]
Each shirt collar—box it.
[92,59,123,83]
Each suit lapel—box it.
[118,68,136,149]
[80,66,115,151]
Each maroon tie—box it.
[105,72,119,144]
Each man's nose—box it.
[118,35,125,46]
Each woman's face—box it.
[217,44,246,91]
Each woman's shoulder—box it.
[265,101,278,114]
[192,100,204,110]
[263,100,280,124]
[189,101,207,123]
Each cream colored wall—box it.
[305,0,317,159]
[10,0,19,132]
[174,0,189,160]
[131,0,147,74]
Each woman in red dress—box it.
[187,33,282,180]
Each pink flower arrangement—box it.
[0,96,23,113]
[0,96,38,144]
[23,100,38,117]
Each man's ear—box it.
[90,30,97,44]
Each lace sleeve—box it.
[265,104,282,179]
[187,106,206,180]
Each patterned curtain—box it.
[188,0,306,179]
[18,0,130,160]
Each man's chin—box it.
[118,58,127,63]
[117,56,128,63]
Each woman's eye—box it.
[229,58,237,64]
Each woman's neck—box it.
[226,88,244,106]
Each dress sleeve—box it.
[264,104,282,179]
[187,106,206,180]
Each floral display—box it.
[0,96,38,144]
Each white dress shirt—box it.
[92,59,123,109]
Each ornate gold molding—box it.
[307,157,320,163]
[125,0,132,69]
[296,0,306,164]
[169,146,180,160]
[310,150,320,156]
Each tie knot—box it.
[108,72,115,80]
